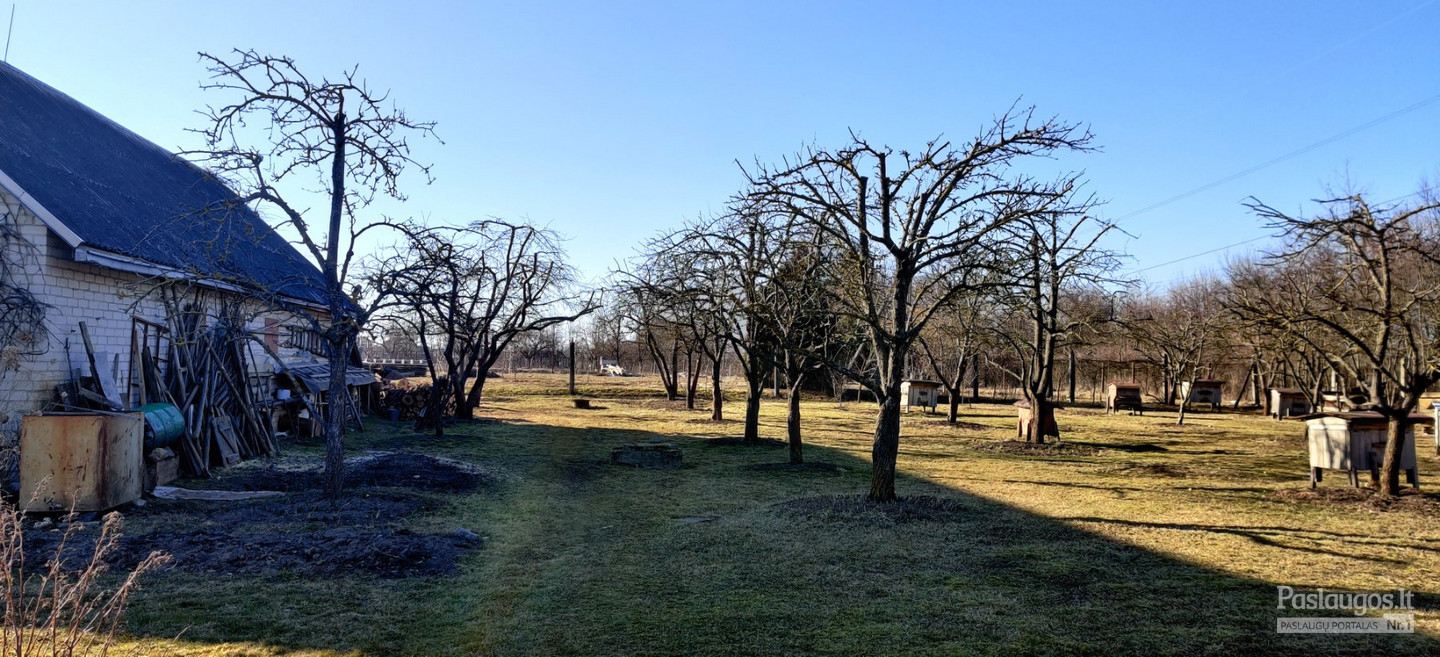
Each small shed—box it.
[274,362,378,437]
[901,379,942,413]
[1301,411,1428,488]
[1105,383,1144,415]
[1270,388,1310,420]
[1180,380,1224,410]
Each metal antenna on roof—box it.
[3,5,14,62]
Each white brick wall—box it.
[0,188,329,421]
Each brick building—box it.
[0,61,330,444]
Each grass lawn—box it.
[106,373,1440,655]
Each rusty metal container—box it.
[19,412,144,513]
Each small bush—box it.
[0,500,170,656]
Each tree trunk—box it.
[773,364,782,399]
[710,353,723,421]
[568,340,576,395]
[947,390,960,424]
[787,375,805,464]
[323,341,348,500]
[1252,361,1264,407]
[1067,347,1077,405]
[684,347,699,410]
[1023,394,1060,444]
[454,353,480,419]
[969,355,981,402]
[743,381,762,444]
[668,344,680,401]
[1379,414,1408,496]
[1233,363,1251,409]
[464,373,488,417]
[869,392,901,502]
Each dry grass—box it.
[105,372,1440,655]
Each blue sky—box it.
[5,0,1438,287]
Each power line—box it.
[1175,0,1437,128]
[1113,92,1440,223]
[1127,236,1270,275]
[1123,190,1431,276]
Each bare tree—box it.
[1122,277,1229,425]
[187,50,438,498]
[746,108,1094,501]
[376,220,598,420]
[1227,192,1440,496]
[751,220,860,463]
[916,288,989,423]
[990,211,1118,440]
[611,271,684,400]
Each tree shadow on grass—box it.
[118,420,1440,656]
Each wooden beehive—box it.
[1180,380,1224,410]
[901,379,941,413]
[1013,399,1059,440]
[1302,411,1426,488]
[20,412,143,513]
[1270,388,1310,420]
[1105,383,1144,415]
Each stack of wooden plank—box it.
[157,305,280,477]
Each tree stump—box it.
[573,398,591,409]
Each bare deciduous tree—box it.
[1227,192,1440,496]
[1122,277,1229,425]
[745,108,1094,501]
[376,220,598,421]
[187,50,438,498]
[990,211,1117,440]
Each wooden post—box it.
[568,340,577,395]
[1067,347,1077,404]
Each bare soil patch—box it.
[969,440,1100,456]
[1102,462,1197,478]
[25,452,490,578]
[779,494,973,525]
[203,452,495,493]
[918,420,993,431]
[1274,487,1440,516]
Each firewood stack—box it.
[380,377,455,421]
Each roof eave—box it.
[0,165,84,247]
[73,245,328,313]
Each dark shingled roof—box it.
[0,61,328,305]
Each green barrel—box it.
[136,403,185,451]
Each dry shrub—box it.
[0,501,170,656]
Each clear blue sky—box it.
[5,0,1438,287]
